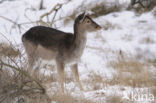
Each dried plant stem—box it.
[0,59,45,93]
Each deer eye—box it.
[86,20,90,23]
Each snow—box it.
[0,0,156,103]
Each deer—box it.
[22,12,102,92]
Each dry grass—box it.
[0,66,51,103]
[51,93,94,103]
[83,52,155,89]
[128,0,156,14]
[109,54,155,87]
[0,42,52,103]
[0,42,20,57]
[132,5,156,15]
[140,36,155,44]
[90,2,122,18]
[106,94,123,103]
[82,71,105,91]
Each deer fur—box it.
[22,12,101,92]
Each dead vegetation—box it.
[130,0,156,9]
[51,93,94,103]
[140,36,155,44]
[90,2,123,18]
[109,52,155,87]
[0,42,51,103]
[84,71,105,91]
[106,94,123,103]
[82,50,155,90]
[129,0,156,14]
[0,42,20,57]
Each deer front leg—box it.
[71,63,83,91]
[56,61,65,93]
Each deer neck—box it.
[73,24,87,48]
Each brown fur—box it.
[22,12,101,92]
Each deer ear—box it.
[81,12,86,17]
[80,12,86,23]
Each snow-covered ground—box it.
[1,0,156,103]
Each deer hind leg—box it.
[24,42,38,74]
[56,61,65,93]
[71,63,83,91]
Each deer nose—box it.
[96,25,102,30]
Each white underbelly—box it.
[36,45,58,60]
[63,48,84,65]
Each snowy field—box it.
[0,0,156,103]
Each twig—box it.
[39,3,62,27]
[39,1,71,27]
[50,4,62,27]
[40,4,61,21]
[0,16,22,34]
[0,32,12,45]
[0,16,39,30]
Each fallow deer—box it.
[22,12,101,92]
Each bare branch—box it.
[39,1,72,27]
